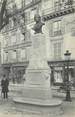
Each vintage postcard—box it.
[0,0,75,117]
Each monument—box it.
[13,14,62,115]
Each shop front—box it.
[48,60,75,86]
[1,61,29,84]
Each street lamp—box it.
[64,50,71,101]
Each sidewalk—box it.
[52,86,75,99]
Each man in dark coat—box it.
[1,75,9,99]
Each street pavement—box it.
[0,91,75,117]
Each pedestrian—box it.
[1,75,9,99]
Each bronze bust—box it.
[32,14,45,34]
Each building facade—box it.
[42,0,75,85]
[0,0,41,83]
[0,0,75,84]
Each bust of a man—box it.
[32,14,45,34]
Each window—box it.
[25,0,32,5]
[9,19,14,29]
[20,49,26,60]
[4,52,8,62]
[4,39,8,47]
[4,35,9,47]
[53,42,62,59]
[25,11,30,23]
[30,8,37,20]
[22,0,25,7]
[15,0,22,9]
[12,50,16,60]
[54,0,66,10]
[16,29,22,43]
[53,21,61,36]
[11,32,16,45]
[18,49,26,62]
[54,0,60,11]
[13,16,18,27]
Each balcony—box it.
[42,1,75,21]
[23,0,41,10]
[9,0,41,17]
[3,41,32,52]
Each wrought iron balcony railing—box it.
[42,1,75,21]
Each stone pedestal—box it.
[24,34,51,101]
[13,34,62,115]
